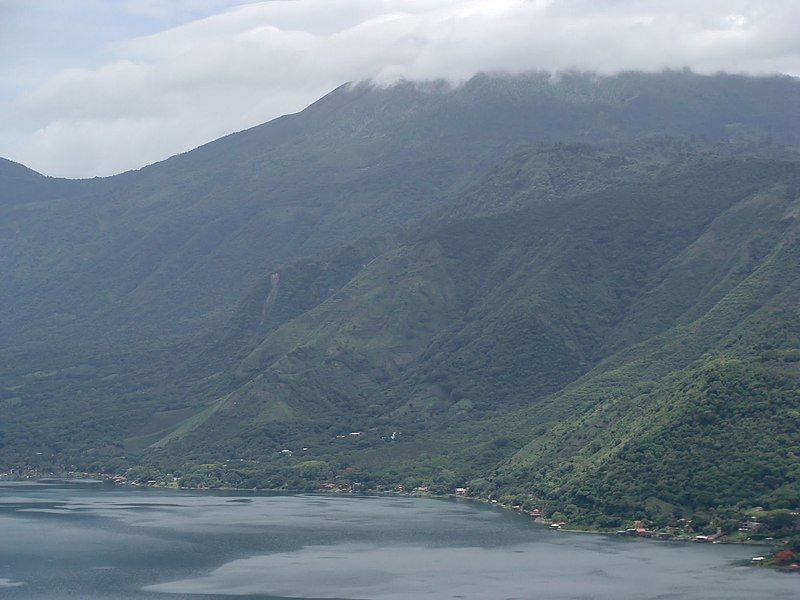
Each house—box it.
[454,487,468,495]
[739,520,762,532]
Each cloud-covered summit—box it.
[2,0,800,177]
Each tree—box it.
[773,550,796,565]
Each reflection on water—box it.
[0,481,796,599]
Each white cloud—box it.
[2,0,800,177]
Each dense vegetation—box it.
[3,71,800,536]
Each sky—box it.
[2,0,800,178]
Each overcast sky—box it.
[2,0,800,178]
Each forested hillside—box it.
[139,146,800,528]
[2,71,800,530]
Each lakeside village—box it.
[3,465,800,571]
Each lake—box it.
[0,480,796,599]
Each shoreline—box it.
[6,472,795,572]
[7,473,777,550]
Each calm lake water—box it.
[0,481,796,599]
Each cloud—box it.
[2,0,800,177]
[120,0,262,21]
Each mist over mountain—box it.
[2,70,800,531]
[7,0,800,178]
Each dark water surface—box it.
[0,481,796,599]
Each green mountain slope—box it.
[498,204,800,522]
[137,146,800,529]
[5,71,800,367]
